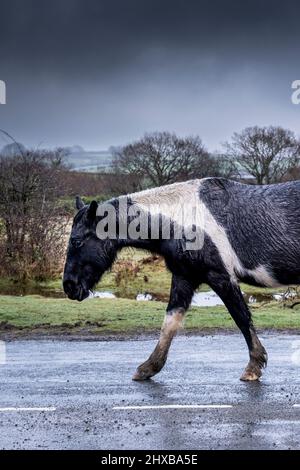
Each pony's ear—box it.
[87,200,98,220]
[75,196,84,210]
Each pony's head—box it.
[63,197,117,301]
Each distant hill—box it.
[0,142,114,172]
[66,148,114,172]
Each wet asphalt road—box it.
[1,333,300,450]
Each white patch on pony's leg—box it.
[132,309,185,381]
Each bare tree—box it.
[112,132,220,187]
[210,153,238,179]
[224,126,300,184]
[0,149,71,281]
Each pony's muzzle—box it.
[63,279,88,301]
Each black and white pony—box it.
[63,177,300,381]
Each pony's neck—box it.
[110,195,161,253]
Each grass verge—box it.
[0,295,299,338]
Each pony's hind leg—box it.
[206,270,268,381]
[240,328,268,381]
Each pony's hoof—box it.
[132,368,153,381]
[240,370,261,381]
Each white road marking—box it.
[113,404,233,410]
[293,404,300,408]
[0,407,56,412]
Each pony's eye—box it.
[71,238,84,249]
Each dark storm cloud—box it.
[0,0,300,149]
[1,0,300,76]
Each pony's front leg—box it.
[132,308,185,380]
[132,275,195,381]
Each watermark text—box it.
[0,80,6,104]
[96,200,204,251]
[291,80,300,105]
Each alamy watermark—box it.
[95,200,205,251]
[0,80,6,104]
[291,80,300,105]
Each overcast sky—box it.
[0,0,299,151]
